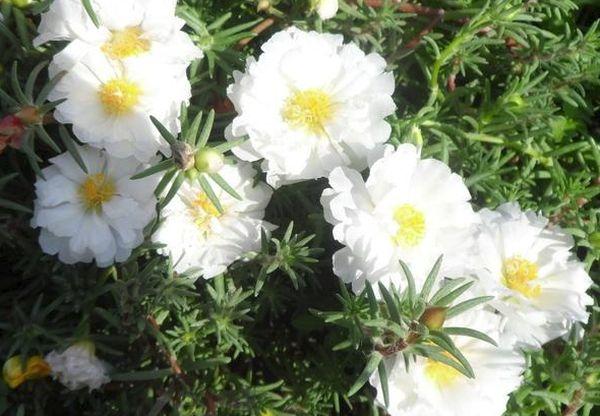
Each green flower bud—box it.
[407,125,423,150]
[508,94,524,108]
[194,149,223,173]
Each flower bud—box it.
[406,125,423,151]
[0,115,25,153]
[171,141,196,171]
[3,355,51,389]
[15,105,44,124]
[311,0,339,20]
[419,306,447,330]
[257,0,270,12]
[195,149,224,173]
[3,356,26,389]
[508,94,525,108]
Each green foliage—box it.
[506,324,600,416]
[314,257,495,406]
[0,0,599,415]
[142,106,244,211]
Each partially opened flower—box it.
[34,0,201,71]
[31,145,158,267]
[370,308,525,416]
[49,52,190,162]
[226,27,395,187]
[471,202,594,347]
[45,341,110,391]
[152,161,274,278]
[321,144,477,294]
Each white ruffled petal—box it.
[32,146,157,267]
[152,161,272,278]
[226,27,395,185]
[471,202,594,348]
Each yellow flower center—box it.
[281,89,335,135]
[189,193,221,234]
[424,356,462,388]
[392,204,426,247]
[3,356,51,389]
[98,78,141,115]
[101,27,151,59]
[79,173,116,210]
[502,256,541,298]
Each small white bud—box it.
[257,0,270,12]
[195,149,224,173]
[312,0,339,20]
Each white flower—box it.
[471,202,593,347]
[45,342,110,391]
[48,51,190,162]
[31,145,158,267]
[312,0,339,19]
[152,161,274,278]
[370,308,525,416]
[226,27,396,188]
[321,144,477,294]
[34,0,201,71]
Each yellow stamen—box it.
[392,204,426,247]
[101,27,151,59]
[79,173,116,210]
[281,89,335,135]
[3,356,51,389]
[189,193,221,233]
[502,256,541,298]
[98,78,141,116]
[424,355,462,388]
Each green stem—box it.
[426,30,471,108]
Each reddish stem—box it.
[237,18,276,48]
[360,1,445,49]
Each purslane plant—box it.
[314,258,500,402]
[0,0,598,415]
